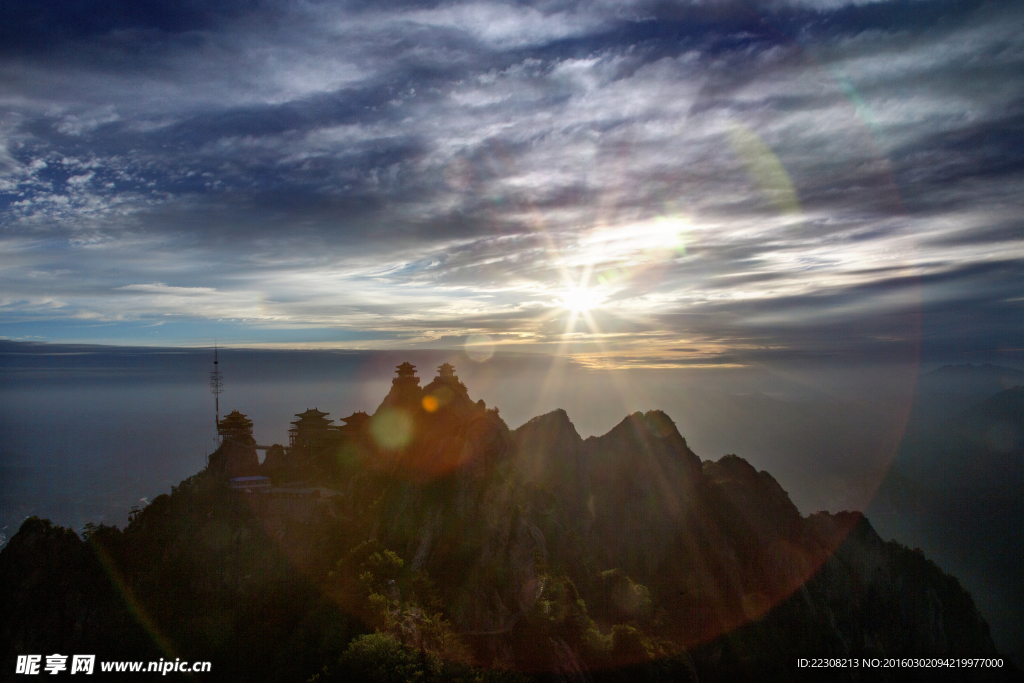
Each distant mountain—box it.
[901,386,1024,489]
[870,386,1024,666]
[927,364,1024,381]
[907,364,1024,432]
[1,364,1018,682]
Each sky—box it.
[0,0,1022,368]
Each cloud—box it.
[402,3,607,49]
[0,0,1020,360]
[117,283,218,294]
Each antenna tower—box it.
[210,343,224,443]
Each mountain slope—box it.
[869,385,1024,666]
[1,372,1018,681]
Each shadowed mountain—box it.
[1,365,1018,681]
[901,386,1024,489]
[870,385,1024,666]
[907,364,1024,432]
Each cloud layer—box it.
[1,0,1021,365]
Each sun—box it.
[558,286,603,313]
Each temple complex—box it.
[222,360,487,485]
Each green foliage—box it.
[313,632,529,683]
[336,633,440,683]
[365,550,405,591]
[592,569,653,626]
[333,539,408,620]
[512,575,610,670]
[411,571,444,614]
[610,624,652,663]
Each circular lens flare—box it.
[371,408,413,450]
[465,334,495,362]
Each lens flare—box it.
[87,533,179,660]
[726,122,801,216]
[465,334,494,362]
[371,408,413,450]
[422,395,439,412]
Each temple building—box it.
[210,409,259,478]
[394,362,420,388]
[433,363,468,392]
[422,362,475,414]
[338,411,371,438]
[218,409,255,445]
[289,408,338,454]
[375,362,425,413]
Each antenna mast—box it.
[210,343,224,443]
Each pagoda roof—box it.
[218,410,253,427]
[395,361,417,376]
[218,409,254,439]
[341,411,371,424]
[438,362,457,377]
[291,408,333,426]
[294,408,329,418]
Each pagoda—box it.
[422,361,473,413]
[433,362,468,391]
[211,409,258,477]
[338,411,371,437]
[393,362,420,387]
[289,408,336,453]
[375,362,426,414]
[218,409,255,445]
[426,362,468,393]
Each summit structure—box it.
[210,408,258,478]
[422,362,477,415]
[217,409,254,445]
[394,362,419,385]
[289,408,334,452]
[375,362,425,413]
[438,362,456,380]
[338,411,371,438]
[429,362,466,391]
[209,344,224,441]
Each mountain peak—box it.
[590,410,696,465]
[927,363,1024,378]
[512,408,584,487]
[516,407,574,429]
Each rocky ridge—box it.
[0,364,1017,682]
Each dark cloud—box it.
[0,0,262,54]
[0,0,1020,363]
